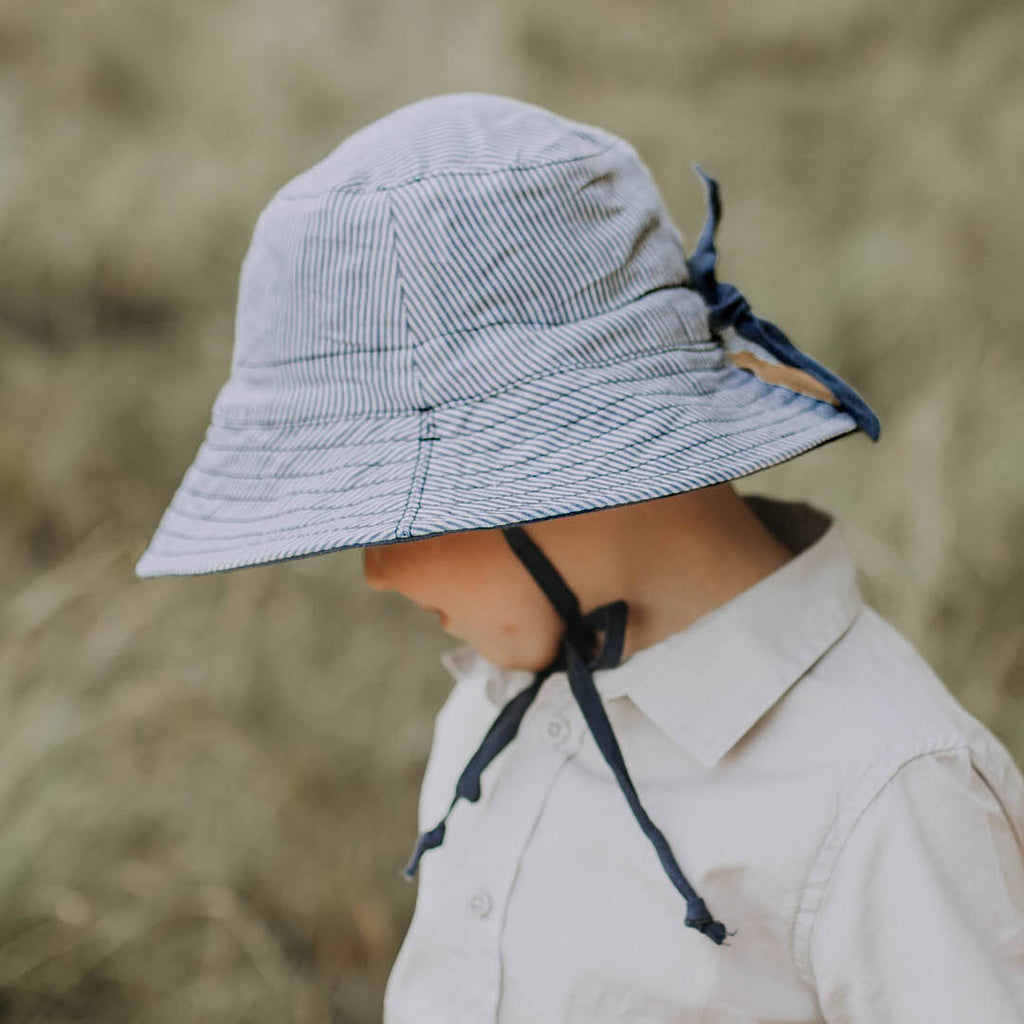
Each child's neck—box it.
[528,484,795,663]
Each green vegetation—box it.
[1,0,1021,1019]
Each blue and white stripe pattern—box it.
[136,93,875,578]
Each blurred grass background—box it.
[1,0,1022,1019]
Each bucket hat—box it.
[136,93,880,946]
[134,91,878,580]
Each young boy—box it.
[136,93,1024,1021]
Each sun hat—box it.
[134,91,878,580]
[136,91,881,946]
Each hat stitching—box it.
[151,521,399,553]
[384,190,432,539]
[183,460,416,486]
[181,404,764,498]
[152,440,850,558]
[448,403,830,470]
[439,410,846,495]
[179,481,405,504]
[152,419,851,550]
[178,404,813,503]
[189,378,826,481]
[210,407,419,427]
[161,417,850,537]
[419,372,805,445]
[210,342,731,430]
[275,140,621,202]
[197,434,420,453]
[195,380,768,471]
[231,287,708,370]
[426,394,794,472]
[163,484,424,530]
[397,406,437,537]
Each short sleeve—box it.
[810,746,1024,1023]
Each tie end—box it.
[686,897,730,946]
[700,920,729,946]
[403,822,447,879]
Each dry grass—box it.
[1,0,1022,1019]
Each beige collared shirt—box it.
[384,497,1024,1023]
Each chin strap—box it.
[404,524,730,947]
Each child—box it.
[136,93,1024,1021]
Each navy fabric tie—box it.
[404,525,730,946]
[686,165,880,442]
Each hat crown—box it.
[280,92,619,194]
[218,93,698,427]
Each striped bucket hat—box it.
[135,91,878,579]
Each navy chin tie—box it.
[404,524,730,947]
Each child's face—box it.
[362,529,564,671]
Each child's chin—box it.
[486,645,551,675]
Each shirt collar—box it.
[439,496,862,768]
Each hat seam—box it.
[186,456,418,482]
[417,404,849,497]
[210,340,729,429]
[275,140,621,201]
[204,368,747,449]
[182,390,815,491]
[159,415,851,534]
[384,186,433,538]
[434,397,827,478]
[179,478,412,503]
[396,407,436,537]
[190,383,832,484]
[145,424,852,561]
[199,434,420,453]
[193,379,776,475]
[231,285,710,370]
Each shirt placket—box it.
[424,674,583,1023]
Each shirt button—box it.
[546,716,570,743]
[468,890,493,918]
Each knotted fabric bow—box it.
[686,166,880,442]
[404,524,730,946]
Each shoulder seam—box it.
[791,737,970,984]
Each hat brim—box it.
[135,350,857,578]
